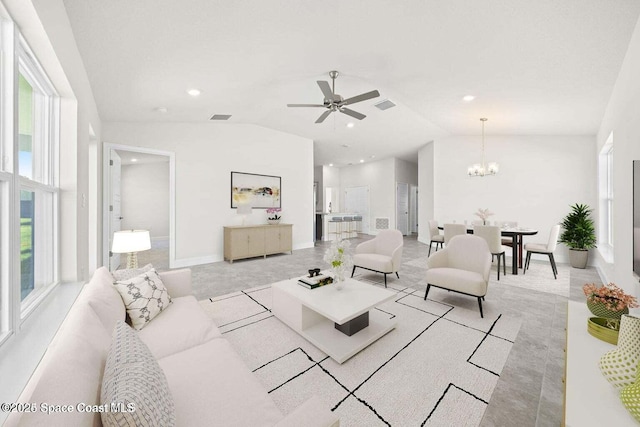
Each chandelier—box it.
[467,118,499,177]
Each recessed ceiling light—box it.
[370,155,376,159]
[187,88,201,97]
[360,159,364,163]
[156,107,168,113]
[463,95,475,102]
[329,163,334,167]
[346,123,354,128]
[131,158,138,162]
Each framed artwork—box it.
[231,171,281,209]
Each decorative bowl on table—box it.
[267,219,281,225]
[587,317,619,345]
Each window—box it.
[0,18,59,343]
[599,133,614,258]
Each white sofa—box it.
[6,267,339,427]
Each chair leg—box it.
[395,272,400,279]
[497,253,501,281]
[477,297,484,318]
[502,253,506,275]
[549,253,558,279]
[428,242,433,256]
[351,266,356,278]
[384,273,387,288]
[524,252,532,274]
[424,284,431,300]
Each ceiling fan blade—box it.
[341,90,380,106]
[317,81,335,102]
[339,107,366,120]
[287,104,326,107]
[315,110,333,123]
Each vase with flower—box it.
[474,208,494,226]
[266,208,281,225]
[583,283,639,344]
[323,239,353,290]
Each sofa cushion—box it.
[158,339,283,427]
[82,266,126,332]
[101,321,175,427]
[12,304,111,427]
[138,295,222,359]
[113,268,172,330]
[426,267,487,296]
[111,263,153,281]
[353,253,393,273]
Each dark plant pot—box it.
[568,249,588,269]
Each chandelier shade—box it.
[468,118,499,177]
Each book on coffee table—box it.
[297,274,333,289]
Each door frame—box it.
[102,143,176,269]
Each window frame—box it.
[598,133,614,262]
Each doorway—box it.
[103,143,176,270]
[396,182,409,235]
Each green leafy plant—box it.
[559,203,597,250]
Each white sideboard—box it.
[564,300,637,426]
[223,224,292,263]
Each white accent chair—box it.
[474,225,507,280]
[428,220,444,256]
[443,223,467,244]
[424,235,492,317]
[524,224,561,279]
[351,229,404,287]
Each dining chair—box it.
[523,224,561,279]
[499,221,518,245]
[443,223,467,245]
[428,220,444,256]
[473,225,507,280]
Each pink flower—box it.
[583,283,639,311]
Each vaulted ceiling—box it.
[62,0,640,166]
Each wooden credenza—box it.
[224,224,293,263]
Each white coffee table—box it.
[272,277,397,364]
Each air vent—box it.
[374,217,390,230]
[374,99,396,111]
[210,114,232,121]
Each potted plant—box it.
[559,203,596,268]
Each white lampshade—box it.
[237,204,252,215]
[111,230,151,253]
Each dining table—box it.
[439,226,538,275]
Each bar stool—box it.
[353,215,363,234]
[328,216,343,240]
[341,216,353,239]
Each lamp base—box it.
[126,252,139,269]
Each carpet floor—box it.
[199,273,522,426]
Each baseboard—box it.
[171,255,220,268]
[151,235,169,242]
[294,241,314,251]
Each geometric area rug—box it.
[199,276,522,426]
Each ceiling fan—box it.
[287,71,380,123]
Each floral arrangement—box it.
[474,208,494,224]
[323,239,353,282]
[266,208,281,220]
[583,283,639,312]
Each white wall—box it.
[340,158,395,234]
[322,165,340,212]
[432,135,597,263]
[121,162,170,239]
[418,142,435,244]
[596,14,640,296]
[395,159,418,186]
[103,122,314,265]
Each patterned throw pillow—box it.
[112,263,154,281]
[101,320,176,427]
[113,268,172,330]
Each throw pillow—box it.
[101,320,176,427]
[113,268,172,330]
[112,263,154,281]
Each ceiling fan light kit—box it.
[287,70,380,123]
[467,118,499,177]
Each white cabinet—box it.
[224,224,293,263]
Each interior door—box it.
[396,182,409,235]
[410,185,419,233]
[109,150,122,270]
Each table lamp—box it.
[237,204,252,225]
[111,229,151,269]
